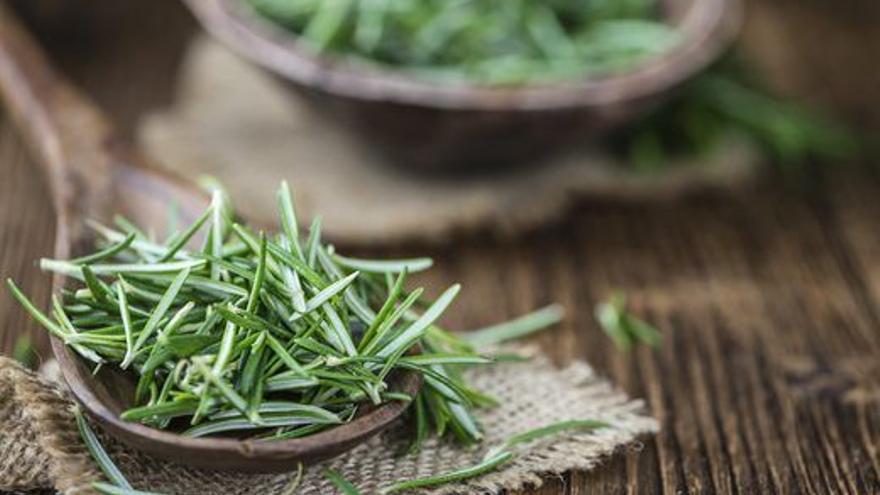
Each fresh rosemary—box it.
[6,181,566,447]
[245,0,678,84]
[609,62,858,172]
[12,181,624,492]
[11,333,36,369]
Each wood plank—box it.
[0,116,55,362]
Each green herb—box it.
[7,279,67,340]
[92,483,165,495]
[247,0,678,85]
[71,232,137,265]
[324,468,362,495]
[484,419,608,460]
[609,63,857,172]
[11,334,36,369]
[74,408,132,490]
[13,181,611,492]
[379,451,514,494]
[7,181,563,446]
[464,304,564,347]
[281,463,305,495]
[595,292,661,351]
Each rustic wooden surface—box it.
[2,0,880,493]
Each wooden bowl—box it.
[183,0,741,170]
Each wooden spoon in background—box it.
[0,5,420,472]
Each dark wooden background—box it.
[1,0,879,493]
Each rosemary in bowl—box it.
[244,0,680,85]
[7,182,558,445]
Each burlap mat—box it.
[138,37,760,245]
[0,351,657,494]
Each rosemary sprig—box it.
[464,304,565,348]
[75,408,132,490]
[379,451,514,494]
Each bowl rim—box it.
[184,0,742,112]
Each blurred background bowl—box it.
[184,0,741,171]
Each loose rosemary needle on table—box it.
[595,292,661,351]
[7,181,562,446]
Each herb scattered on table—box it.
[246,0,678,84]
[595,292,661,351]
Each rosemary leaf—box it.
[92,482,165,495]
[75,408,132,489]
[332,254,433,274]
[379,451,514,494]
[124,267,192,368]
[324,469,362,495]
[71,232,136,265]
[464,304,564,347]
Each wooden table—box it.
[1,0,879,493]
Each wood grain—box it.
[2,0,880,492]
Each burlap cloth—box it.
[0,350,658,494]
[138,37,760,245]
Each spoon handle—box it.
[0,4,120,255]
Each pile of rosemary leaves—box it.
[245,0,678,84]
[6,182,566,447]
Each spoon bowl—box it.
[0,5,420,472]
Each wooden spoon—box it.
[0,5,420,472]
